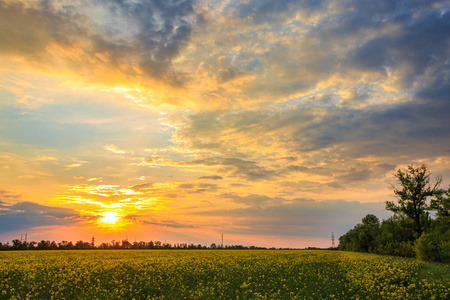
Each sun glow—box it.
[100,211,120,225]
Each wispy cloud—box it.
[103,144,132,155]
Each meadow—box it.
[0,250,449,299]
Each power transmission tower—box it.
[91,236,95,247]
[331,232,335,248]
[221,233,223,248]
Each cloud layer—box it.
[0,0,449,246]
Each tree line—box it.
[0,239,269,251]
[339,164,449,263]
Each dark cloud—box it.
[177,182,220,193]
[0,190,21,200]
[0,201,82,234]
[285,165,330,177]
[347,6,450,88]
[198,175,223,180]
[234,0,324,23]
[131,182,154,191]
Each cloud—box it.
[103,144,131,154]
[192,195,390,238]
[176,182,221,194]
[140,219,197,229]
[0,201,82,233]
[167,96,448,183]
[32,156,58,161]
[0,0,198,89]
[198,175,223,180]
[348,9,450,88]
[0,190,21,200]
[131,182,154,192]
[185,157,276,181]
[223,194,278,208]
[232,0,325,24]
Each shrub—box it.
[415,225,450,263]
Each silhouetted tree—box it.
[28,241,37,249]
[12,239,23,250]
[37,240,51,250]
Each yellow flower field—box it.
[0,250,448,299]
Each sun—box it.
[100,211,120,225]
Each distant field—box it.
[0,250,449,299]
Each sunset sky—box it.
[1,0,449,248]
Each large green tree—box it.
[385,164,442,238]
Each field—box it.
[0,250,449,299]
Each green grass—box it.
[0,250,449,299]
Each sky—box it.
[0,0,449,248]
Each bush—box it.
[375,240,415,257]
[396,241,416,258]
[415,226,450,263]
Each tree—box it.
[359,214,381,252]
[376,215,416,257]
[416,186,450,263]
[37,240,51,250]
[386,164,442,238]
[338,214,381,252]
[431,186,450,219]
[12,239,23,250]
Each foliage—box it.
[339,214,416,257]
[431,187,450,219]
[415,228,450,263]
[386,164,442,238]
[0,250,449,299]
[415,187,450,263]
[341,165,449,263]
[339,214,380,253]
[375,215,416,257]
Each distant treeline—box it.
[339,164,449,263]
[0,239,338,251]
[0,239,271,251]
